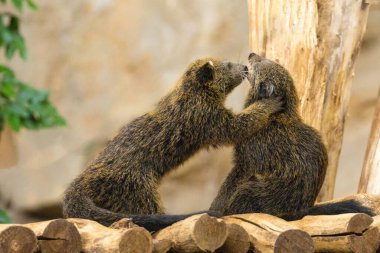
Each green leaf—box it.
[31,89,48,104]
[13,34,27,59]
[11,0,23,11]
[0,82,16,98]
[5,43,16,59]
[9,16,20,32]
[0,209,11,224]
[1,65,67,132]
[6,113,21,131]
[1,29,13,44]
[26,0,38,10]
[9,103,28,117]
[0,65,15,76]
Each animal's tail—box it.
[62,190,218,232]
[279,199,376,221]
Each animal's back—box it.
[225,118,327,215]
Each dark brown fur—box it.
[210,53,375,219]
[210,53,328,216]
[63,58,282,231]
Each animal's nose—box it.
[243,65,248,73]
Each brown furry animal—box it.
[210,53,374,219]
[210,53,327,216]
[63,57,283,231]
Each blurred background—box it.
[0,0,379,223]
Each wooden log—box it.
[110,218,137,229]
[359,88,380,194]
[224,213,314,253]
[0,225,38,253]
[153,239,172,253]
[311,227,379,253]
[372,214,380,228]
[68,218,153,253]
[290,213,373,235]
[153,214,227,253]
[248,0,371,201]
[291,213,379,253]
[23,219,81,253]
[216,223,250,253]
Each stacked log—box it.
[68,218,153,253]
[224,213,314,253]
[0,225,37,253]
[153,214,228,253]
[1,210,380,252]
[291,213,379,253]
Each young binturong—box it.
[210,53,374,219]
[63,57,283,231]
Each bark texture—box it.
[248,0,371,201]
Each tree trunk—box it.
[248,0,371,201]
[358,88,380,194]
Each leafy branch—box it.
[0,0,66,132]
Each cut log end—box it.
[38,219,81,253]
[119,227,153,253]
[192,215,228,252]
[347,213,374,233]
[275,229,314,253]
[216,223,250,253]
[153,214,228,253]
[0,226,38,253]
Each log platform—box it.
[1,198,380,252]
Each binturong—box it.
[210,53,374,219]
[63,57,283,231]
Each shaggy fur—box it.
[63,58,283,231]
[210,53,374,219]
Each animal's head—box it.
[247,53,298,114]
[181,58,248,100]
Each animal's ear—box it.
[196,61,215,84]
[258,81,275,99]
